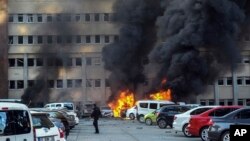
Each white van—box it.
[0,102,34,141]
[136,100,175,122]
[44,102,79,124]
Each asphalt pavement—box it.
[67,118,201,141]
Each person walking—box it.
[91,104,101,134]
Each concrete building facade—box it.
[3,0,250,106]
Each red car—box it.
[187,105,242,141]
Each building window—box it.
[37,36,43,44]
[47,36,53,44]
[27,14,33,22]
[28,58,34,66]
[93,57,101,65]
[104,36,109,43]
[56,14,62,22]
[28,36,33,44]
[37,14,43,22]
[9,59,15,67]
[218,78,224,85]
[208,100,214,105]
[226,77,232,85]
[94,13,100,21]
[66,58,73,66]
[86,79,92,87]
[47,14,53,22]
[200,100,206,106]
[17,58,24,67]
[246,77,250,85]
[114,35,119,42]
[75,79,82,88]
[36,58,43,66]
[238,99,243,106]
[95,79,101,87]
[66,36,72,44]
[9,14,14,22]
[85,14,90,21]
[47,58,54,66]
[17,80,24,89]
[105,79,110,87]
[9,80,15,89]
[86,57,92,66]
[76,35,81,43]
[104,13,109,21]
[56,80,63,88]
[95,35,100,43]
[75,14,81,22]
[86,35,91,43]
[48,80,54,88]
[219,100,225,106]
[67,80,73,88]
[237,77,243,85]
[57,36,62,44]
[75,58,82,66]
[227,99,233,105]
[18,14,23,22]
[28,80,34,87]
[8,36,13,44]
[18,36,23,44]
[56,59,63,66]
[64,14,71,22]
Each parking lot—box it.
[67,118,201,141]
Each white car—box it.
[100,106,113,117]
[126,106,137,120]
[30,110,65,141]
[173,105,218,137]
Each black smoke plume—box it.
[150,0,248,101]
[21,17,75,106]
[102,0,163,102]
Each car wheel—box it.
[200,126,209,141]
[157,119,167,129]
[183,124,192,137]
[129,113,135,120]
[221,131,230,141]
[145,118,152,125]
[138,115,144,123]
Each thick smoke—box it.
[21,17,74,106]
[102,0,163,101]
[150,0,248,100]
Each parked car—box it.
[49,117,66,140]
[30,110,62,141]
[208,107,250,141]
[126,106,137,120]
[173,105,218,137]
[0,102,34,141]
[144,109,159,125]
[136,100,175,122]
[100,106,113,117]
[156,105,191,129]
[187,106,242,141]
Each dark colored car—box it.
[156,105,191,129]
[208,107,250,141]
[187,106,241,141]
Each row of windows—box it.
[200,99,250,106]
[217,76,250,86]
[8,57,101,67]
[9,13,112,23]
[9,79,110,89]
[8,35,119,45]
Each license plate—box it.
[38,136,55,141]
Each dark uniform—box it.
[91,104,101,133]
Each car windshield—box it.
[64,104,74,110]
[32,114,54,129]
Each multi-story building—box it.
[1,0,250,106]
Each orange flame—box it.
[149,89,171,100]
[108,90,135,117]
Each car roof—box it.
[0,102,29,110]
[221,107,250,118]
[136,100,175,103]
[30,110,49,115]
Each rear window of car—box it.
[139,103,148,108]
[209,108,239,117]
[64,103,73,110]
[32,114,54,129]
[190,108,212,115]
[0,110,31,136]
